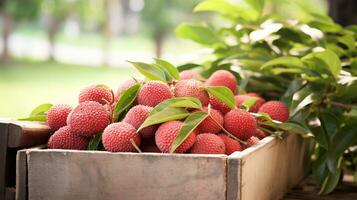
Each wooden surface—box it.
[283,174,357,200]
[0,123,9,200]
[229,133,312,200]
[25,150,227,200]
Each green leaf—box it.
[337,34,355,50]
[261,56,304,70]
[319,168,342,195]
[204,86,236,109]
[240,97,257,111]
[170,111,209,153]
[138,107,189,131]
[30,103,53,116]
[176,23,219,46]
[112,84,141,122]
[18,115,47,122]
[319,113,339,142]
[155,59,180,80]
[278,121,312,137]
[245,0,265,14]
[177,63,201,71]
[302,50,341,78]
[291,93,316,116]
[87,133,102,150]
[150,97,202,116]
[128,61,166,81]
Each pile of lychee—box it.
[46,69,289,155]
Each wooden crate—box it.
[0,120,50,200]
[16,133,312,200]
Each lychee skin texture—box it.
[47,104,72,131]
[255,129,268,139]
[258,101,289,122]
[47,126,89,150]
[137,81,173,107]
[197,107,223,134]
[218,134,243,155]
[224,108,257,140]
[209,96,232,114]
[114,79,138,102]
[205,70,238,94]
[235,94,266,113]
[67,101,110,137]
[174,79,209,106]
[123,105,158,138]
[191,133,225,154]
[79,85,113,105]
[155,121,197,153]
[244,136,260,149]
[179,70,200,80]
[102,122,141,152]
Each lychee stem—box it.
[130,139,142,153]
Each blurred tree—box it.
[141,0,200,57]
[328,0,357,26]
[0,0,41,62]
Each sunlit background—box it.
[0,0,328,118]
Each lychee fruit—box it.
[155,121,196,153]
[244,136,260,149]
[235,94,265,112]
[47,104,72,131]
[197,107,223,134]
[224,108,257,140]
[190,133,225,154]
[114,79,139,102]
[209,96,233,114]
[205,70,238,94]
[123,105,158,138]
[79,85,113,105]
[218,134,243,155]
[174,79,209,106]
[47,126,89,150]
[102,122,141,152]
[179,70,201,80]
[137,81,173,107]
[67,101,110,137]
[255,129,268,139]
[258,100,289,122]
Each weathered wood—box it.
[229,133,312,200]
[0,123,9,200]
[5,187,15,200]
[26,150,227,200]
[16,150,28,200]
[0,120,51,148]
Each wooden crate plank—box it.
[0,123,9,200]
[227,152,240,200]
[237,134,312,200]
[16,150,28,200]
[5,187,15,200]
[27,150,227,200]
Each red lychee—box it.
[255,129,268,139]
[47,126,89,150]
[197,107,223,134]
[79,85,113,105]
[218,134,243,155]
[258,101,289,122]
[244,136,260,149]
[47,104,72,131]
[123,105,158,138]
[102,122,141,152]
[205,70,238,94]
[190,133,225,154]
[155,121,196,153]
[179,70,201,80]
[174,79,209,106]
[224,108,257,140]
[67,101,110,137]
[209,96,232,114]
[235,94,265,113]
[137,81,173,107]
[114,79,138,102]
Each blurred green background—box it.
[0,0,328,118]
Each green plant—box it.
[176,0,357,194]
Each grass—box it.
[0,60,137,118]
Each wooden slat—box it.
[26,150,227,200]
[0,123,9,200]
[0,120,51,148]
[16,150,28,200]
